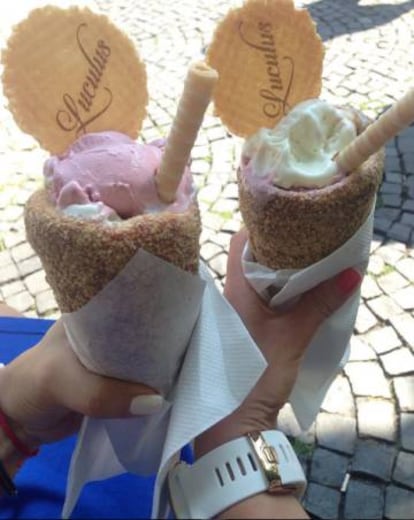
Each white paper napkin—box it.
[242,203,375,430]
[61,252,267,518]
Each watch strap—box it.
[168,430,306,519]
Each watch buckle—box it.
[246,431,290,494]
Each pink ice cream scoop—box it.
[44,131,194,219]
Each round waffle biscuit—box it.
[2,6,148,154]
[207,0,324,137]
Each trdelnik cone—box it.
[2,6,217,313]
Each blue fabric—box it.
[0,316,193,518]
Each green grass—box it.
[211,209,234,221]
[291,438,315,458]
[381,263,395,275]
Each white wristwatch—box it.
[168,430,307,519]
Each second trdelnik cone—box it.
[237,99,384,270]
[205,0,384,270]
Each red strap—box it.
[0,409,38,458]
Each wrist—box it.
[170,430,307,519]
[195,409,276,459]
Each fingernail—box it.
[336,268,362,295]
[129,395,165,416]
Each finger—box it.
[224,228,249,293]
[45,342,165,418]
[224,228,263,307]
[292,268,362,338]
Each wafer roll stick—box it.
[156,61,218,203]
[337,87,414,174]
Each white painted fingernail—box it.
[129,395,165,415]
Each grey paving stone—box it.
[211,198,239,215]
[0,249,13,268]
[395,257,414,282]
[208,253,227,278]
[370,235,383,254]
[393,451,414,489]
[376,244,405,265]
[380,348,414,376]
[390,314,414,349]
[394,376,414,412]
[381,182,401,195]
[304,482,341,520]
[385,155,401,171]
[221,183,238,200]
[349,336,376,362]
[1,205,23,222]
[377,270,409,294]
[200,242,223,262]
[382,194,402,208]
[401,211,414,226]
[391,285,414,310]
[345,362,391,398]
[17,256,42,278]
[0,280,25,298]
[316,413,356,455]
[402,200,414,212]
[401,414,414,452]
[388,223,412,242]
[366,294,403,321]
[321,374,355,417]
[386,172,403,184]
[367,254,385,276]
[24,270,50,295]
[35,290,58,316]
[385,485,414,520]
[351,439,396,482]
[356,398,396,441]
[365,326,401,355]
[374,217,393,234]
[277,404,315,444]
[5,290,34,313]
[1,262,20,284]
[355,304,378,334]
[361,275,382,299]
[375,209,402,225]
[310,448,349,488]
[10,242,35,263]
[221,219,242,233]
[344,479,384,519]
[201,211,225,231]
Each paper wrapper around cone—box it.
[238,149,384,271]
[24,189,201,313]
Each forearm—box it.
[217,493,309,519]
[0,394,39,496]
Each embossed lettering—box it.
[56,23,113,135]
[238,21,295,121]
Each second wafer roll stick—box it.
[337,87,414,174]
[156,61,218,203]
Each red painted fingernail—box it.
[336,268,362,295]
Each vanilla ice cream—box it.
[242,99,369,190]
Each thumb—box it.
[293,268,362,336]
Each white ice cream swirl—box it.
[243,99,359,189]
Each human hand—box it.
[0,319,163,454]
[196,229,362,456]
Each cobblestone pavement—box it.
[1,0,414,518]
